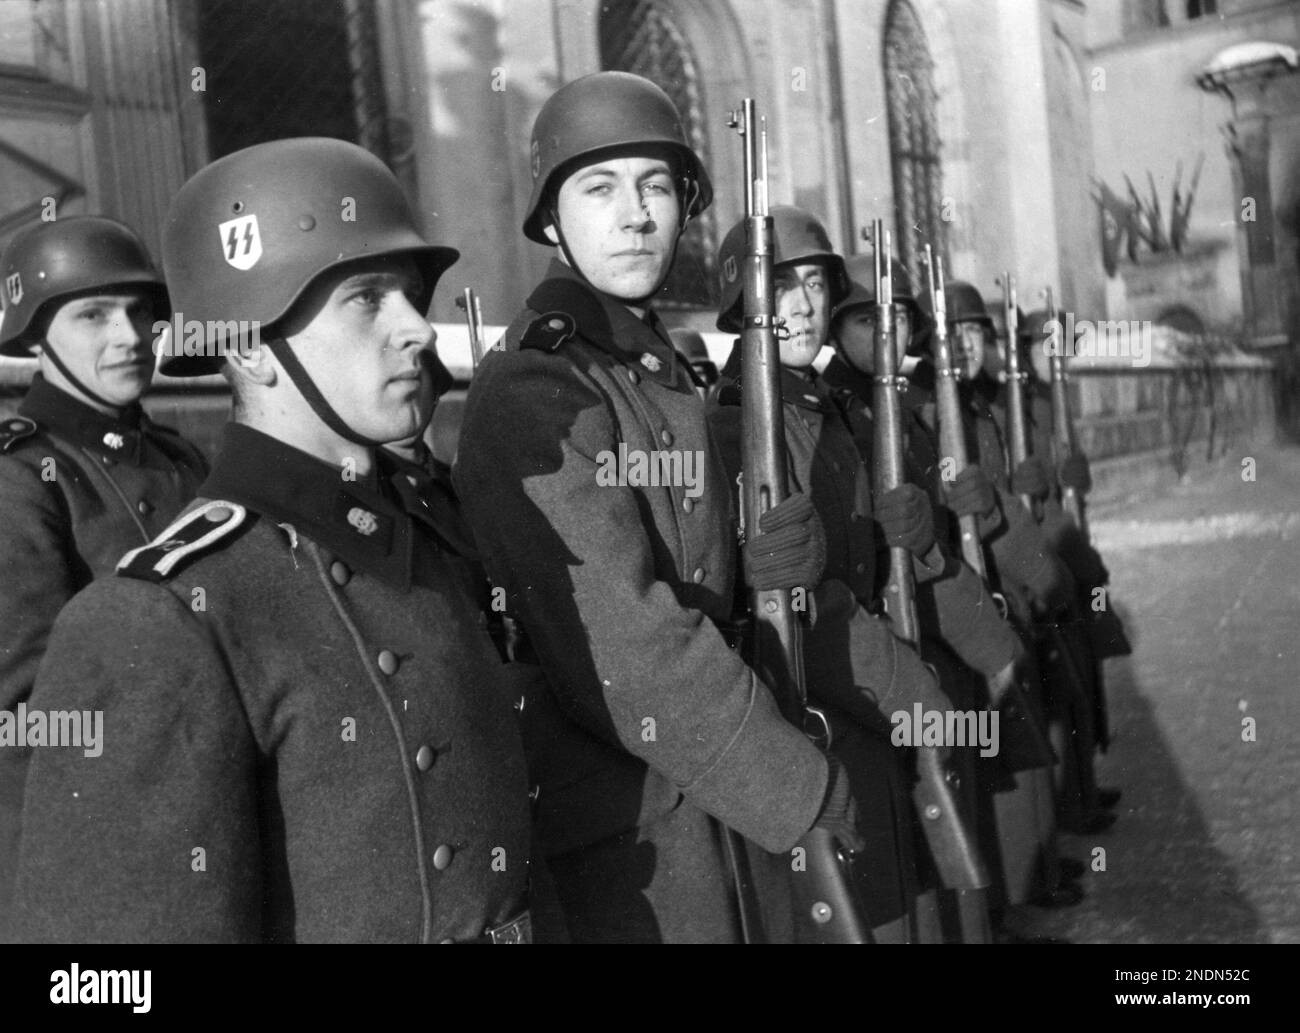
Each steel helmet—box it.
[715,206,849,333]
[917,278,993,327]
[830,253,934,337]
[0,216,167,358]
[159,137,458,376]
[523,71,713,245]
[1020,307,1055,343]
[986,297,1030,340]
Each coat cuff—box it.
[679,674,828,854]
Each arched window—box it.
[194,0,392,165]
[883,0,946,291]
[599,0,717,308]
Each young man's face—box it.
[774,261,830,368]
[544,153,680,305]
[951,321,989,380]
[42,291,158,407]
[833,303,912,376]
[982,331,1008,379]
[280,254,436,445]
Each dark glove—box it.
[1010,456,1052,500]
[946,465,997,519]
[874,483,935,558]
[743,492,826,591]
[1058,451,1092,494]
[812,756,866,853]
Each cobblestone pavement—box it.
[1009,442,1300,945]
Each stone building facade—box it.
[1,0,1296,485]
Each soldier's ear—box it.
[226,338,276,388]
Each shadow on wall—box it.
[427,2,559,325]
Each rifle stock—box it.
[1043,287,1088,537]
[998,273,1036,517]
[729,99,868,944]
[871,226,990,943]
[925,245,1055,832]
[926,250,986,579]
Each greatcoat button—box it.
[682,498,694,513]
[415,745,435,771]
[377,649,399,675]
[330,561,350,586]
[692,567,706,584]
[137,500,153,516]
[628,369,640,385]
[661,429,673,446]
[856,562,866,574]
[439,938,455,944]
[432,844,454,870]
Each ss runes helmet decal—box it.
[218,214,263,270]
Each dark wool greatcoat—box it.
[453,261,828,944]
[0,374,206,937]
[13,425,533,943]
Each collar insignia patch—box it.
[347,507,379,536]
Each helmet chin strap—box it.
[547,176,701,306]
[266,336,390,449]
[39,341,132,414]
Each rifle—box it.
[871,224,990,944]
[1042,287,1087,538]
[1001,278,1104,790]
[728,98,870,944]
[926,249,985,577]
[1041,286,1114,750]
[996,273,1037,520]
[455,287,488,370]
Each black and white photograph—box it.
[0,0,1295,1004]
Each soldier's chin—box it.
[385,399,432,446]
[781,337,821,369]
[97,369,151,406]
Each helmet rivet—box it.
[298,215,316,232]
[231,201,244,214]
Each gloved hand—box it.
[1058,451,1092,494]
[874,483,935,558]
[812,756,866,853]
[1010,456,1052,500]
[946,465,997,519]
[743,492,826,591]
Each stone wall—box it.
[1073,350,1278,501]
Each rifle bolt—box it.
[811,902,833,925]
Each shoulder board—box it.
[519,310,577,352]
[0,416,38,454]
[116,500,248,582]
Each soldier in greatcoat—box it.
[13,139,538,943]
[454,73,861,943]
[0,217,206,938]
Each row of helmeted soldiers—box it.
[0,69,1127,943]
